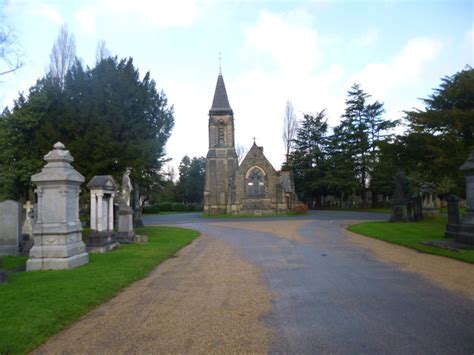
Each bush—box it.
[142,202,203,214]
[294,203,308,214]
[171,202,188,212]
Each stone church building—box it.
[203,72,297,215]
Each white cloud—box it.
[243,9,319,75]
[37,4,63,25]
[354,28,378,48]
[350,37,442,100]
[75,0,200,34]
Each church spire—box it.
[209,72,233,116]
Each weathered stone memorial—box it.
[420,182,439,217]
[87,175,119,253]
[445,195,461,238]
[447,151,474,245]
[116,169,136,243]
[19,200,35,254]
[389,173,408,222]
[27,142,89,270]
[0,200,21,255]
[133,183,144,228]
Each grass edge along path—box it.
[348,219,474,264]
[0,226,200,354]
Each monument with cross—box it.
[203,60,297,215]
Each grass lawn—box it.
[348,218,474,264]
[319,207,391,213]
[201,211,303,218]
[0,226,199,354]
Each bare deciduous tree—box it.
[282,99,298,164]
[49,25,76,88]
[0,21,23,77]
[235,144,246,163]
[95,39,111,63]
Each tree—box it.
[397,67,474,196]
[95,40,111,63]
[175,156,206,203]
[329,84,396,205]
[0,19,23,77]
[282,100,298,164]
[288,110,329,204]
[48,25,76,88]
[0,56,174,200]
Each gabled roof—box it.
[209,73,233,115]
[238,142,277,176]
[87,175,117,190]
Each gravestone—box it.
[133,183,144,228]
[27,142,89,270]
[0,200,21,255]
[19,200,35,255]
[451,151,474,245]
[87,175,120,253]
[116,169,135,243]
[445,195,460,238]
[389,172,408,222]
[420,182,439,217]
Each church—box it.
[203,72,297,215]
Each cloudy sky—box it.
[1,0,473,173]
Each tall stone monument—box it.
[27,142,89,270]
[116,169,135,243]
[389,172,409,222]
[451,151,474,245]
[0,200,21,255]
[87,175,119,253]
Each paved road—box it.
[143,211,474,354]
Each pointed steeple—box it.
[209,73,233,115]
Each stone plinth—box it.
[86,176,119,253]
[451,151,474,245]
[116,205,135,243]
[27,142,89,271]
[0,200,21,255]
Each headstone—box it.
[26,142,89,270]
[420,182,439,217]
[445,195,461,238]
[0,200,21,255]
[133,183,144,228]
[19,200,35,255]
[451,151,474,245]
[389,172,408,222]
[86,175,120,253]
[116,170,136,243]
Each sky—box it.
[1,0,473,175]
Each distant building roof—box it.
[209,73,233,115]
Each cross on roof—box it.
[218,52,222,74]
[252,137,256,144]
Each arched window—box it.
[246,167,265,197]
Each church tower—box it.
[203,73,238,214]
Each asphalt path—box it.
[144,211,474,354]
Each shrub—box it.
[294,203,308,214]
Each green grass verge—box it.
[200,211,303,218]
[348,218,474,264]
[2,256,28,271]
[0,226,199,354]
[319,207,391,213]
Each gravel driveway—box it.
[35,211,474,354]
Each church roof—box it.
[209,73,233,115]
